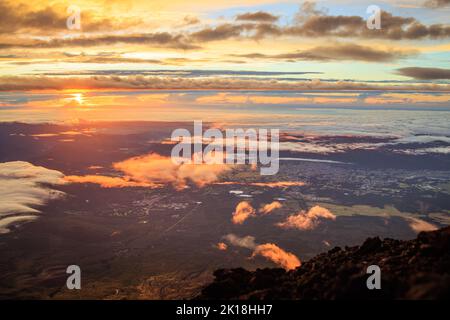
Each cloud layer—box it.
[2,76,449,92]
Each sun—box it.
[72,93,84,105]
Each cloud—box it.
[233,43,415,62]
[2,75,449,92]
[231,200,283,224]
[283,9,450,40]
[2,2,448,54]
[0,32,199,50]
[294,1,328,23]
[0,0,135,34]
[188,6,450,42]
[406,217,438,233]
[223,233,301,270]
[250,181,306,188]
[235,11,279,22]
[0,161,65,234]
[232,201,256,224]
[216,181,306,188]
[424,0,450,8]
[191,23,249,42]
[64,175,160,188]
[223,234,257,249]
[66,153,231,190]
[216,242,228,250]
[0,215,39,234]
[181,15,200,26]
[396,67,450,80]
[252,243,301,270]
[259,201,282,214]
[277,205,336,230]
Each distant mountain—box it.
[198,227,450,299]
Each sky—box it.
[0,0,449,120]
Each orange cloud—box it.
[66,153,231,190]
[252,243,301,270]
[406,217,438,233]
[232,201,256,224]
[64,175,160,188]
[216,242,228,251]
[277,205,336,230]
[249,181,305,188]
[215,181,305,188]
[259,201,282,214]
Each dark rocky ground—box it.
[198,227,450,300]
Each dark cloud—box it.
[397,67,450,80]
[188,8,450,42]
[0,0,134,34]
[0,32,199,50]
[233,43,415,62]
[190,23,252,42]
[235,11,279,22]
[0,0,66,33]
[283,10,450,40]
[1,2,448,51]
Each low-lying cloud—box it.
[232,201,283,224]
[0,161,65,234]
[232,201,256,224]
[66,153,232,190]
[258,201,283,214]
[252,243,301,270]
[406,217,438,233]
[277,205,336,230]
[259,201,282,215]
[223,233,301,270]
[223,234,257,249]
